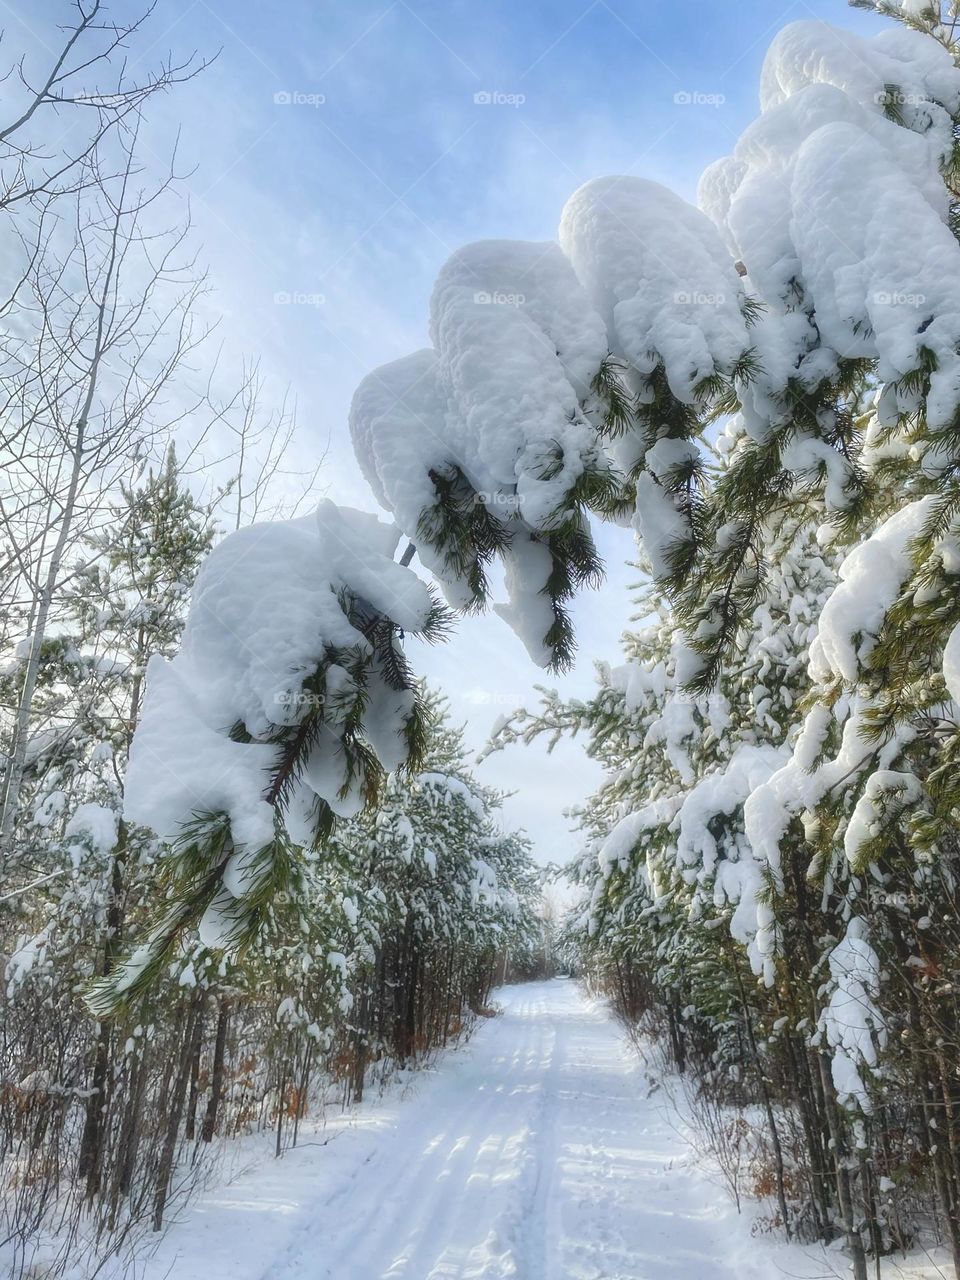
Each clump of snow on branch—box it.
[558,176,749,404]
[125,500,437,932]
[348,349,475,608]
[817,917,885,1111]
[351,239,612,664]
[705,20,960,446]
[810,498,936,683]
[64,803,119,854]
[843,770,924,869]
[760,20,960,129]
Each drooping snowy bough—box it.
[350,19,960,684]
[352,10,960,1018]
[97,502,448,1003]
[350,183,757,672]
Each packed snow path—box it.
[143,980,836,1280]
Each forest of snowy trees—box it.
[6,0,960,1277]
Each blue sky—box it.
[14,0,888,864]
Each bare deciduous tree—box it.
[0,0,209,213]
[0,126,210,838]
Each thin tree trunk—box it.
[153,994,202,1231]
[292,1044,312,1149]
[0,238,117,837]
[114,1033,149,1215]
[78,827,128,1197]
[734,963,791,1239]
[185,993,207,1143]
[201,998,230,1143]
[816,1051,868,1280]
[275,1060,287,1159]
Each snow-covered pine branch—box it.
[351,18,960,688]
[91,501,449,1009]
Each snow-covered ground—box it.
[132,979,948,1280]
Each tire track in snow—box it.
[294,990,550,1280]
[261,1055,511,1280]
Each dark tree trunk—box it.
[201,998,230,1144]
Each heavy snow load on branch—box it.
[113,500,444,986]
[352,239,616,670]
[791,123,960,433]
[671,18,960,685]
[701,21,960,436]
[558,176,750,405]
[347,19,960,684]
[348,349,479,608]
[429,239,607,416]
[351,199,753,666]
[428,239,609,531]
[810,497,938,684]
[760,20,960,137]
[816,917,885,1112]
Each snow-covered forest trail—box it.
[140,979,847,1280]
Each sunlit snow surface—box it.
[128,981,946,1280]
